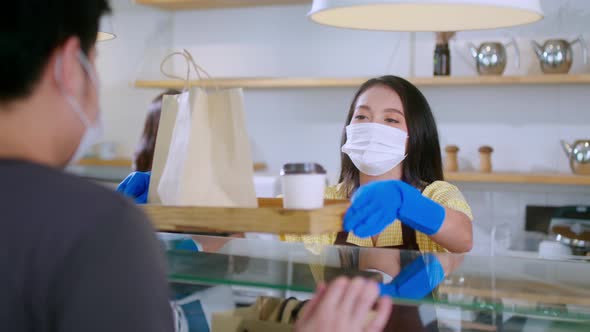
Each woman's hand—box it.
[379,253,445,300]
[117,171,151,204]
[343,180,445,238]
[294,277,392,332]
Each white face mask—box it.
[341,123,408,176]
[55,52,103,165]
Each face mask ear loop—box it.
[77,52,99,87]
[54,55,91,128]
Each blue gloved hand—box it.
[174,238,200,251]
[379,253,445,299]
[158,233,201,252]
[117,171,151,204]
[343,180,445,238]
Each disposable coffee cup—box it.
[538,240,572,259]
[281,163,326,209]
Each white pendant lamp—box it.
[309,0,544,31]
[97,15,116,41]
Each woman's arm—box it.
[430,208,473,253]
[344,180,473,253]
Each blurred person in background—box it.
[117,89,202,252]
[134,89,180,172]
[117,89,179,203]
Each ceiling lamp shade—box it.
[309,0,544,31]
[97,15,116,41]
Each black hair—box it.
[338,75,444,197]
[0,0,111,103]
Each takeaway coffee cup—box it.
[280,163,326,209]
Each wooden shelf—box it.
[253,162,267,171]
[134,74,590,89]
[445,172,590,186]
[135,0,310,10]
[77,158,267,171]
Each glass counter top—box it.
[166,235,590,326]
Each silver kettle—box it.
[561,140,590,175]
[468,38,520,75]
[532,37,588,74]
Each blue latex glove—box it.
[174,238,200,251]
[158,233,201,252]
[117,171,151,204]
[379,253,445,299]
[343,180,445,238]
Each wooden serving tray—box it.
[143,198,349,235]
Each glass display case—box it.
[166,235,590,332]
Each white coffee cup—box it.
[538,240,572,259]
[281,163,326,209]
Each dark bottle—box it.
[434,43,451,76]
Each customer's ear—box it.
[52,37,85,98]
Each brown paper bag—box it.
[147,94,179,204]
[153,50,257,207]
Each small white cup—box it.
[281,163,326,209]
[538,240,572,259]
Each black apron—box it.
[334,222,419,250]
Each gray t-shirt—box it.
[0,160,173,332]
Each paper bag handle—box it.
[160,49,218,91]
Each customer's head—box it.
[0,0,111,166]
[339,76,443,196]
[134,89,181,172]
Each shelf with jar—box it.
[134,74,590,90]
[442,143,590,186]
[444,172,590,186]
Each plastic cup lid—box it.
[281,163,326,175]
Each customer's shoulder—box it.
[2,161,145,228]
[55,173,145,226]
[41,167,129,206]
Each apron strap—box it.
[334,223,419,250]
[400,222,419,251]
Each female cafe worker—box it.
[285,75,473,253]
[118,75,473,253]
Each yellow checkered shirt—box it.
[283,181,473,252]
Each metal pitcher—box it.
[467,38,520,75]
[561,140,590,175]
[532,37,588,74]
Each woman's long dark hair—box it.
[338,76,443,197]
[133,89,181,172]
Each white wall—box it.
[96,1,173,157]
[100,0,590,250]
[157,2,590,177]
